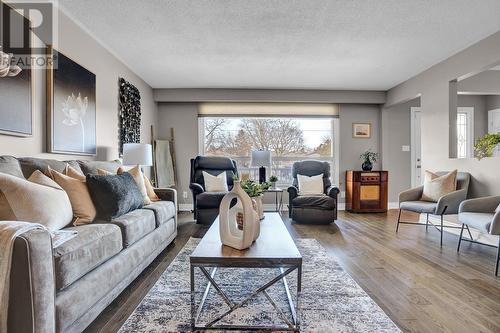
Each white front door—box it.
[411,107,422,187]
[489,109,500,157]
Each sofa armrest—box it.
[399,186,424,204]
[325,185,340,199]
[287,186,299,200]
[154,188,177,205]
[459,196,500,213]
[8,227,55,333]
[189,183,204,196]
[436,188,468,215]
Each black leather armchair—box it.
[190,156,238,225]
[287,160,340,224]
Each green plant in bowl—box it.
[474,133,500,160]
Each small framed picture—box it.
[353,123,371,138]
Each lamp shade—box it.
[123,143,153,166]
[251,150,271,167]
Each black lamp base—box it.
[258,166,266,184]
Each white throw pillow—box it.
[297,173,324,195]
[421,170,457,202]
[203,171,228,192]
[0,171,73,231]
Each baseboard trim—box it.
[337,202,398,211]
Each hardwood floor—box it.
[85,210,500,333]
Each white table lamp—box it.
[251,150,271,183]
[123,143,153,167]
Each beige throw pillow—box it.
[297,173,324,195]
[117,166,151,205]
[143,175,161,202]
[421,170,457,202]
[48,166,97,225]
[0,171,73,231]
[97,168,113,175]
[65,164,86,180]
[202,171,228,192]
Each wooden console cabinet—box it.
[345,171,388,213]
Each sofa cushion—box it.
[292,195,335,210]
[0,156,24,178]
[110,209,156,247]
[196,191,227,209]
[459,212,494,233]
[400,200,437,214]
[78,160,121,175]
[54,224,122,290]
[143,201,176,226]
[0,171,73,231]
[86,173,144,220]
[18,157,82,178]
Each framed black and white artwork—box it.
[47,47,96,155]
[0,2,33,137]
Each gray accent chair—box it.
[287,160,340,224]
[457,196,500,276]
[396,171,471,247]
[189,156,238,225]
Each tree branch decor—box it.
[119,77,141,154]
[474,133,500,160]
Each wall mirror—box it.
[449,63,500,159]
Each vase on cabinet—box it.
[219,181,259,250]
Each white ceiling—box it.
[59,0,500,90]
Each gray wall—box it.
[0,9,157,163]
[158,102,382,207]
[457,95,488,141]
[154,89,386,104]
[157,103,198,206]
[381,98,420,202]
[338,104,381,200]
[486,95,500,110]
[386,31,500,198]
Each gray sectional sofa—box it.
[0,156,178,333]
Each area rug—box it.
[119,238,400,332]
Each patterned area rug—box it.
[120,238,400,332]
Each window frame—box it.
[197,116,340,187]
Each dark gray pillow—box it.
[86,173,144,220]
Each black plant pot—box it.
[361,159,373,171]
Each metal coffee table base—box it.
[190,264,302,332]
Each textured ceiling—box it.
[59,0,500,90]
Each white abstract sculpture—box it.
[255,195,264,220]
[219,180,259,250]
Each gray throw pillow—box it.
[86,173,144,220]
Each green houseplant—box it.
[474,133,500,160]
[360,150,379,171]
[269,175,278,188]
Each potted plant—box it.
[474,133,500,160]
[269,175,278,189]
[360,150,379,171]
[241,180,266,220]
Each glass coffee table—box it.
[189,212,302,332]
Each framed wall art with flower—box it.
[47,47,96,155]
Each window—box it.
[456,107,474,159]
[199,117,338,186]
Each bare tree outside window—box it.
[202,117,334,184]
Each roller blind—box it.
[198,102,339,117]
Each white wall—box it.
[386,31,500,198]
[0,10,157,162]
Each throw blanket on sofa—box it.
[0,221,45,332]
